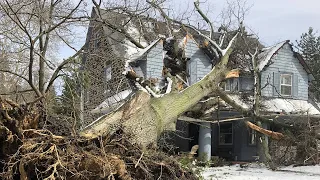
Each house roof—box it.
[123,38,163,74]
[257,40,289,71]
[129,38,163,60]
[258,40,314,79]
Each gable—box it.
[184,35,212,85]
[146,40,164,80]
[261,43,309,100]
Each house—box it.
[81,7,213,127]
[82,8,319,162]
[176,40,320,162]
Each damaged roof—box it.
[257,40,289,71]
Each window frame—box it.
[280,74,292,96]
[94,32,101,49]
[219,123,233,145]
[224,78,239,92]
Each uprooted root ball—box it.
[0,129,197,180]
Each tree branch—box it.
[194,0,214,40]
[146,0,173,36]
[45,44,86,93]
[91,0,145,48]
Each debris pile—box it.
[0,99,197,180]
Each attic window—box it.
[280,74,292,96]
[94,33,101,48]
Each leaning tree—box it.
[81,0,284,164]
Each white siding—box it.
[261,44,309,100]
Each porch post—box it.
[198,122,212,161]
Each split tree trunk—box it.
[81,48,234,147]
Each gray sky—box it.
[178,0,320,46]
[242,0,320,46]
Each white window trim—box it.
[219,123,233,145]
[280,74,292,96]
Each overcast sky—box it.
[240,0,320,46]
[174,0,320,46]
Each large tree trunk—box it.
[80,47,234,146]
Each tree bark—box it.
[81,46,235,146]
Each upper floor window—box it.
[224,78,239,92]
[280,74,292,96]
[94,32,101,48]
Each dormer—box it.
[183,34,213,85]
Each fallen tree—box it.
[0,2,289,179]
[80,32,239,146]
[81,0,286,149]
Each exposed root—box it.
[0,99,197,180]
[0,129,196,180]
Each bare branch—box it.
[92,0,145,48]
[45,44,87,93]
[184,24,223,55]
[146,0,173,36]
[194,0,214,40]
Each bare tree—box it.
[0,0,88,99]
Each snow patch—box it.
[258,40,288,71]
[202,164,320,180]
[226,94,320,115]
[263,98,320,115]
[91,89,132,114]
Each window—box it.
[219,123,233,145]
[248,128,256,145]
[85,90,90,103]
[224,78,239,92]
[105,65,112,81]
[280,74,292,96]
